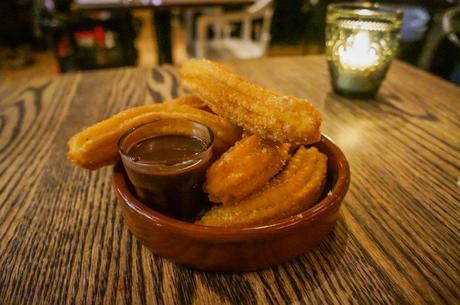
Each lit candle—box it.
[338,32,379,69]
[325,2,402,98]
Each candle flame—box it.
[338,32,379,69]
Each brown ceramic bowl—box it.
[113,135,350,272]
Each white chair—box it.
[194,0,273,60]
[183,7,224,55]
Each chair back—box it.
[247,0,273,14]
[195,0,274,59]
[241,0,273,53]
[443,7,460,47]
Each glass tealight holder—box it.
[326,2,403,98]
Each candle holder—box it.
[326,2,402,98]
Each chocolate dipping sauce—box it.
[118,119,214,221]
[129,135,206,163]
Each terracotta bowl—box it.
[113,135,350,272]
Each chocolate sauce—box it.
[123,135,211,221]
[129,135,206,163]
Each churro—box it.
[67,96,241,170]
[180,59,322,145]
[199,146,327,227]
[204,135,291,204]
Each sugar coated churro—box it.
[204,134,291,204]
[199,146,327,227]
[67,96,241,170]
[180,59,322,145]
[67,60,330,229]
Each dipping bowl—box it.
[113,135,350,272]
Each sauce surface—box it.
[129,135,206,164]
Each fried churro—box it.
[199,146,327,227]
[204,135,291,204]
[180,59,322,145]
[67,59,331,228]
[67,96,241,170]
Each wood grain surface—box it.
[0,56,459,305]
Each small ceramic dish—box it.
[113,135,350,272]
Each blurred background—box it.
[1,0,459,85]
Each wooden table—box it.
[0,56,459,305]
[73,0,253,64]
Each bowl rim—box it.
[113,135,350,241]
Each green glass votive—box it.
[326,2,403,98]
